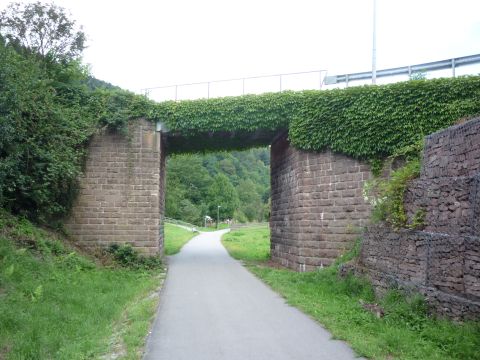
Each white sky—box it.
[2,0,480,99]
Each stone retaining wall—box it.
[360,225,480,319]
[359,118,480,320]
[65,119,164,255]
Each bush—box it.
[107,243,162,270]
[0,39,97,222]
[365,159,421,228]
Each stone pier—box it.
[270,134,372,271]
[65,119,165,255]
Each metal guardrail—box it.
[142,54,480,101]
[164,217,199,231]
[324,53,480,86]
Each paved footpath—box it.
[143,230,362,360]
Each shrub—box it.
[107,243,162,270]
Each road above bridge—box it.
[143,230,361,360]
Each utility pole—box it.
[372,0,377,84]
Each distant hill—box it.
[84,76,121,90]
[166,148,270,225]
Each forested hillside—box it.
[166,148,270,225]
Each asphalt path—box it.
[143,229,362,360]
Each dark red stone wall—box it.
[360,118,480,320]
[270,135,372,271]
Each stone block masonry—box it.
[361,225,480,320]
[360,117,480,320]
[404,118,480,236]
[270,134,372,271]
[65,119,165,256]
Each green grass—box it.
[221,226,270,262]
[0,211,163,360]
[164,223,198,255]
[222,227,480,360]
[107,280,164,360]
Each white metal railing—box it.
[142,69,327,101]
[142,54,480,102]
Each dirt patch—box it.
[0,344,12,360]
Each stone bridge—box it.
[64,114,480,318]
[65,119,373,271]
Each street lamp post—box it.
[372,0,377,84]
[217,205,221,229]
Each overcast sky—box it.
[2,0,480,99]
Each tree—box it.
[0,2,86,62]
[165,177,186,219]
[0,38,97,222]
[166,154,212,205]
[178,199,202,225]
[409,71,427,80]
[206,174,239,220]
[237,179,263,222]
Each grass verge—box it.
[0,210,163,360]
[221,227,480,360]
[164,223,198,255]
[221,226,270,262]
[105,275,165,360]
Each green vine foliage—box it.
[0,39,98,222]
[365,159,421,229]
[2,30,480,223]
[116,76,480,155]
[288,78,480,160]
[148,76,480,157]
[153,92,300,135]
